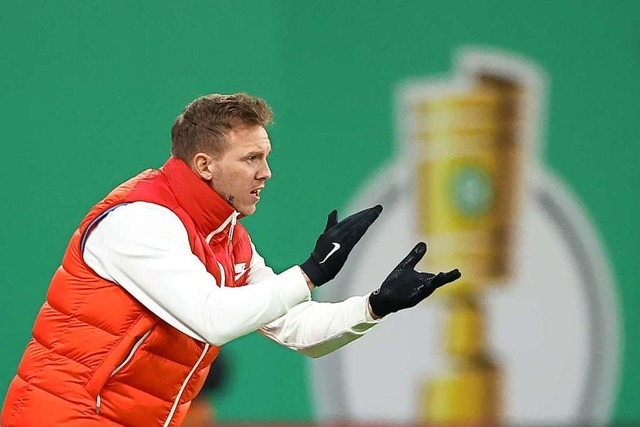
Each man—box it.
[2,93,460,426]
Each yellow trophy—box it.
[413,73,523,425]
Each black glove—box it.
[300,205,383,286]
[368,242,461,317]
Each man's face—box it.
[205,125,272,216]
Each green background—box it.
[1,1,638,422]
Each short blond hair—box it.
[171,93,273,160]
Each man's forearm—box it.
[259,294,382,358]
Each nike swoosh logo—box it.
[319,242,341,264]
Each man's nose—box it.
[258,160,272,180]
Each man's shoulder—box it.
[102,202,183,230]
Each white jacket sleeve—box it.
[259,296,382,358]
[248,242,383,358]
[83,202,310,346]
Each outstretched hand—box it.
[300,205,383,287]
[368,242,461,318]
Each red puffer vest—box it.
[2,157,253,426]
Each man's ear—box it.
[191,152,215,181]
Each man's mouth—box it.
[250,187,264,199]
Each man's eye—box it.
[247,155,257,161]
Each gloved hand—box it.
[368,242,461,317]
[300,205,383,287]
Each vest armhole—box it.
[79,203,131,255]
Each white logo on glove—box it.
[319,242,341,264]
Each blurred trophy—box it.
[412,73,523,424]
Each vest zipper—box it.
[205,211,238,245]
[95,329,153,415]
[222,212,238,287]
[217,261,226,288]
[162,343,210,427]
[227,212,238,246]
